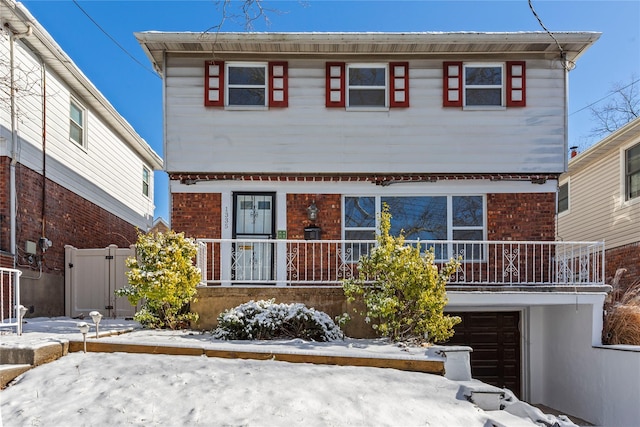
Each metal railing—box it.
[0,267,23,334]
[196,239,605,287]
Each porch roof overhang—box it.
[1,0,163,170]
[135,31,601,74]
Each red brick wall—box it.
[172,192,221,238]
[0,157,10,254]
[487,192,556,241]
[3,163,139,274]
[286,194,341,239]
[171,191,556,242]
[605,243,640,287]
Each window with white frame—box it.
[347,64,387,107]
[558,182,569,213]
[343,195,485,260]
[69,98,86,147]
[226,63,267,106]
[142,166,150,198]
[444,61,525,108]
[626,143,640,201]
[464,63,503,106]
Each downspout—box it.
[7,23,33,267]
[41,60,47,246]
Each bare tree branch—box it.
[589,75,640,137]
[204,0,286,34]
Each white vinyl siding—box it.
[0,36,155,228]
[558,146,640,249]
[164,56,566,175]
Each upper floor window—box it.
[69,98,86,147]
[626,143,640,201]
[204,61,288,108]
[227,64,267,106]
[347,65,387,107]
[464,64,503,106]
[142,166,150,198]
[444,61,526,108]
[558,182,569,213]
[326,62,409,109]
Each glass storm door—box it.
[233,193,275,282]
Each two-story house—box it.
[559,117,640,286]
[137,31,608,409]
[1,0,162,317]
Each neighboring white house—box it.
[558,116,640,287]
[136,31,620,423]
[0,0,162,316]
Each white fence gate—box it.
[64,245,137,318]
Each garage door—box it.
[446,311,521,398]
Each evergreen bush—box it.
[116,230,200,329]
[343,204,461,343]
[213,299,344,341]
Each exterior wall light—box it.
[307,202,319,222]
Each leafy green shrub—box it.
[343,205,461,343]
[213,299,344,341]
[116,230,200,329]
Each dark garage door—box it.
[446,311,521,398]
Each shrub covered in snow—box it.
[116,231,200,329]
[343,204,461,344]
[213,299,344,341]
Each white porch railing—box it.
[0,267,23,334]
[195,239,605,287]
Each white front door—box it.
[233,193,275,282]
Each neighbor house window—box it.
[69,98,86,147]
[142,166,150,197]
[626,143,640,201]
[343,195,485,260]
[558,182,569,213]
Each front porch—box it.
[196,239,606,288]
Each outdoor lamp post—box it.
[89,310,103,339]
[77,322,90,353]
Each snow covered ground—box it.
[0,318,577,426]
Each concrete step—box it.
[0,340,68,366]
[0,364,32,388]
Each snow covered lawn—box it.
[0,318,576,426]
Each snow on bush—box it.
[213,299,344,342]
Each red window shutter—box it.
[443,62,463,107]
[205,61,224,107]
[269,62,288,108]
[506,61,526,107]
[390,62,409,108]
[326,62,345,107]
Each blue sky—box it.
[19,0,640,223]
